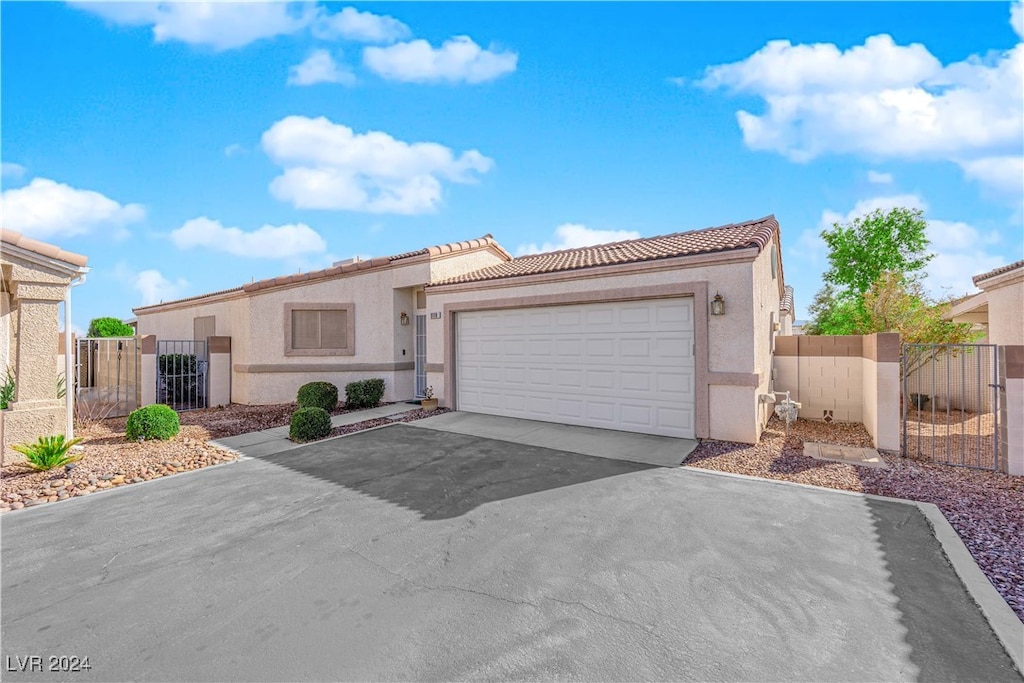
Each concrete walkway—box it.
[411,411,699,467]
[211,403,419,457]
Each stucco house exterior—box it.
[134,215,789,444]
[1,229,90,462]
[944,260,1024,346]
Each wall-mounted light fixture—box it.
[400,312,410,326]
[710,292,725,316]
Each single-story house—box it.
[1,229,90,462]
[134,215,790,444]
[944,260,1024,346]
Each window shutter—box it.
[292,310,320,349]
[320,310,348,349]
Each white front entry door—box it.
[455,298,696,438]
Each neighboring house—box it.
[134,236,512,408]
[944,260,1024,345]
[135,215,790,444]
[1,229,90,462]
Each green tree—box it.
[808,207,934,335]
[87,317,134,337]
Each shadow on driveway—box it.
[254,423,655,520]
[865,497,1020,680]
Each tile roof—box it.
[1,228,89,268]
[430,215,779,286]
[973,259,1023,286]
[780,285,795,314]
[134,235,508,312]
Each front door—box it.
[415,314,427,397]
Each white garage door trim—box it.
[455,298,696,438]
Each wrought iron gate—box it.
[75,337,141,419]
[901,343,1000,469]
[156,340,208,411]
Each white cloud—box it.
[170,217,327,259]
[364,36,517,84]
[116,266,189,306]
[516,224,642,256]
[1013,0,1024,40]
[0,177,144,239]
[867,170,893,184]
[1,162,25,178]
[261,115,493,214]
[288,49,355,86]
[817,194,927,231]
[700,18,1023,196]
[74,1,313,51]
[312,6,410,43]
[223,143,247,158]
[959,155,1024,197]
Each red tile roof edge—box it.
[0,228,89,268]
[973,259,1024,286]
[134,234,508,312]
[428,215,779,287]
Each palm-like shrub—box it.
[12,435,84,471]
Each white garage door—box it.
[456,298,695,438]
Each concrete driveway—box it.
[1,424,1019,682]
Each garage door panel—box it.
[457,298,695,438]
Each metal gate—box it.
[902,343,1000,469]
[75,337,141,419]
[414,314,427,398]
[156,340,208,411]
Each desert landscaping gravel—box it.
[686,416,1024,621]
[0,402,424,514]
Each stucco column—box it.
[10,281,64,408]
[140,335,157,407]
[208,336,232,408]
[998,346,1023,476]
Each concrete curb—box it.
[916,502,1024,676]
[680,465,1023,674]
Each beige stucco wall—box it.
[986,277,1023,346]
[751,238,784,436]
[0,252,75,463]
[136,295,250,364]
[429,249,507,283]
[426,254,763,443]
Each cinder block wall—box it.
[774,333,900,450]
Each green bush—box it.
[126,404,180,441]
[87,317,135,337]
[345,378,385,409]
[12,435,84,471]
[297,381,338,412]
[290,407,331,442]
[0,366,14,410]
[158,354,198,404]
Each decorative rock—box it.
[10,502,24,510]
[4,493,21,502]
[84,485,97,492]
[130,477,144,484]
[99,474,115,481]
[46,495,58,502]
[41,489,57,497]
[57,492,69,500]
[96,481,112,489]
[111,475,126,485]
[25,498,47,507]
[88,478,98,486]
[18,489,35,498]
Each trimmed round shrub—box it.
[344,378,385,409]
[290,407,331,443]
[297,381,339,412]
[126,404,180,441]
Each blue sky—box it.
[2,1,1022,332]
